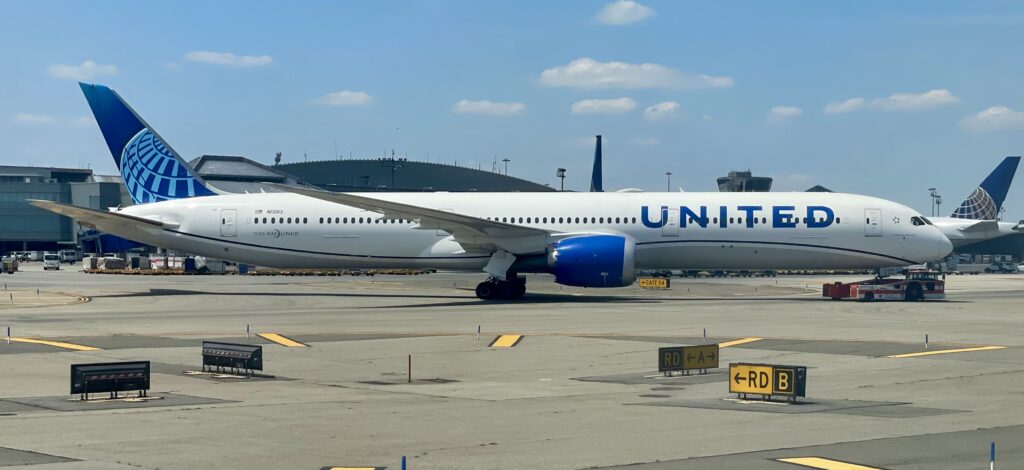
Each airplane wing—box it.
[27,200,171,245]
[268,185,552,254]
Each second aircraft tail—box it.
[950,156,1020,219]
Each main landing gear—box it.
[475,276,526,300]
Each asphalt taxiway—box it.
[1,265,1022,469]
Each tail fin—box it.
[590,135,603,192]
[950,156,1021,219]
[79,83,215,204]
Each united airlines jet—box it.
[30,84,952,299]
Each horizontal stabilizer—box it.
[27,200,170,247]
[957,220,999,233]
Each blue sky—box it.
[2,1,1023,219]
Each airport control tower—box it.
[717,170,773,192]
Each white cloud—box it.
[770,106,803,119]
[46,60,118,80]
[700,114,713,122]
[630,137,660,145]
[540,58,734,90]
[960,106,1024,133]
[14,113,55,124]
[73,115,95,127]
[452,99,525,116]
[643,101,680,121]
[315,91,374,107]
[571,97,637,115]
[184,51,273,67]
[824,97,866,114]
[596,0,656,25]
[870,89,958,111]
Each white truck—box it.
[42,253,60,270]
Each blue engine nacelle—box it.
[548,234,636,287]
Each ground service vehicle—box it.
[823,270,945,301]
[42,253,60,270]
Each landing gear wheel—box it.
[496,282,515,300]
[905,283,924,301]
[475,281,497,300]
[512,281,526,298]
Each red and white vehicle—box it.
[823,270,945,301]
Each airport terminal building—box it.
[0,165,130,254]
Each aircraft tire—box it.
[475,281,497,300]
[905,283,924,301]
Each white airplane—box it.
[925,157,1022,248]
[29,84,953,299]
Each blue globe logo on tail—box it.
[121,129,215,204]
[951,187,998,220]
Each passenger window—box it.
[319,217,323,224]
[632,217,637,224]
[729,217,734,224]
[836,217,841,223]
[762,217,767,224]
[303,218,308,224]
[262,217,267,224]
[271,218,276,224]
[327,218,332,224]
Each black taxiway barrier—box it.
[71,361,150,400]
[202,341,263,375]
[728,362,807,402]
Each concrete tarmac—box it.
[1,264,1022,469]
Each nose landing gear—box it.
[475,275,526,300]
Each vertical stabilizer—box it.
[590,135,603,192]
[951,156,1020,219]
[79,83,216,204]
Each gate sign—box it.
[640,278,670,289]
[728,363,807,398]
[658,344,720,373]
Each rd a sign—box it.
[728,363,807,401]
[658,344,719,375]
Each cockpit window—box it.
[911,216,931,226]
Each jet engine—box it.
[548,234,636,287]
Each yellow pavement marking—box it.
[886,345,1006,358]
[776,457,882,469]
[489,334,523,348]
[718,337,764,348]
[257,333,307,347]
[9,337,100,351]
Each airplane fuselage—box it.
[111,191,951,271]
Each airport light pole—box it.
[929,188,940,216]
[665,171,673,192]
[556,168,566,191]
[502,158,511,175]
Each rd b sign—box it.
[728,363,806,400]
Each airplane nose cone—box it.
[936,231,953,259]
